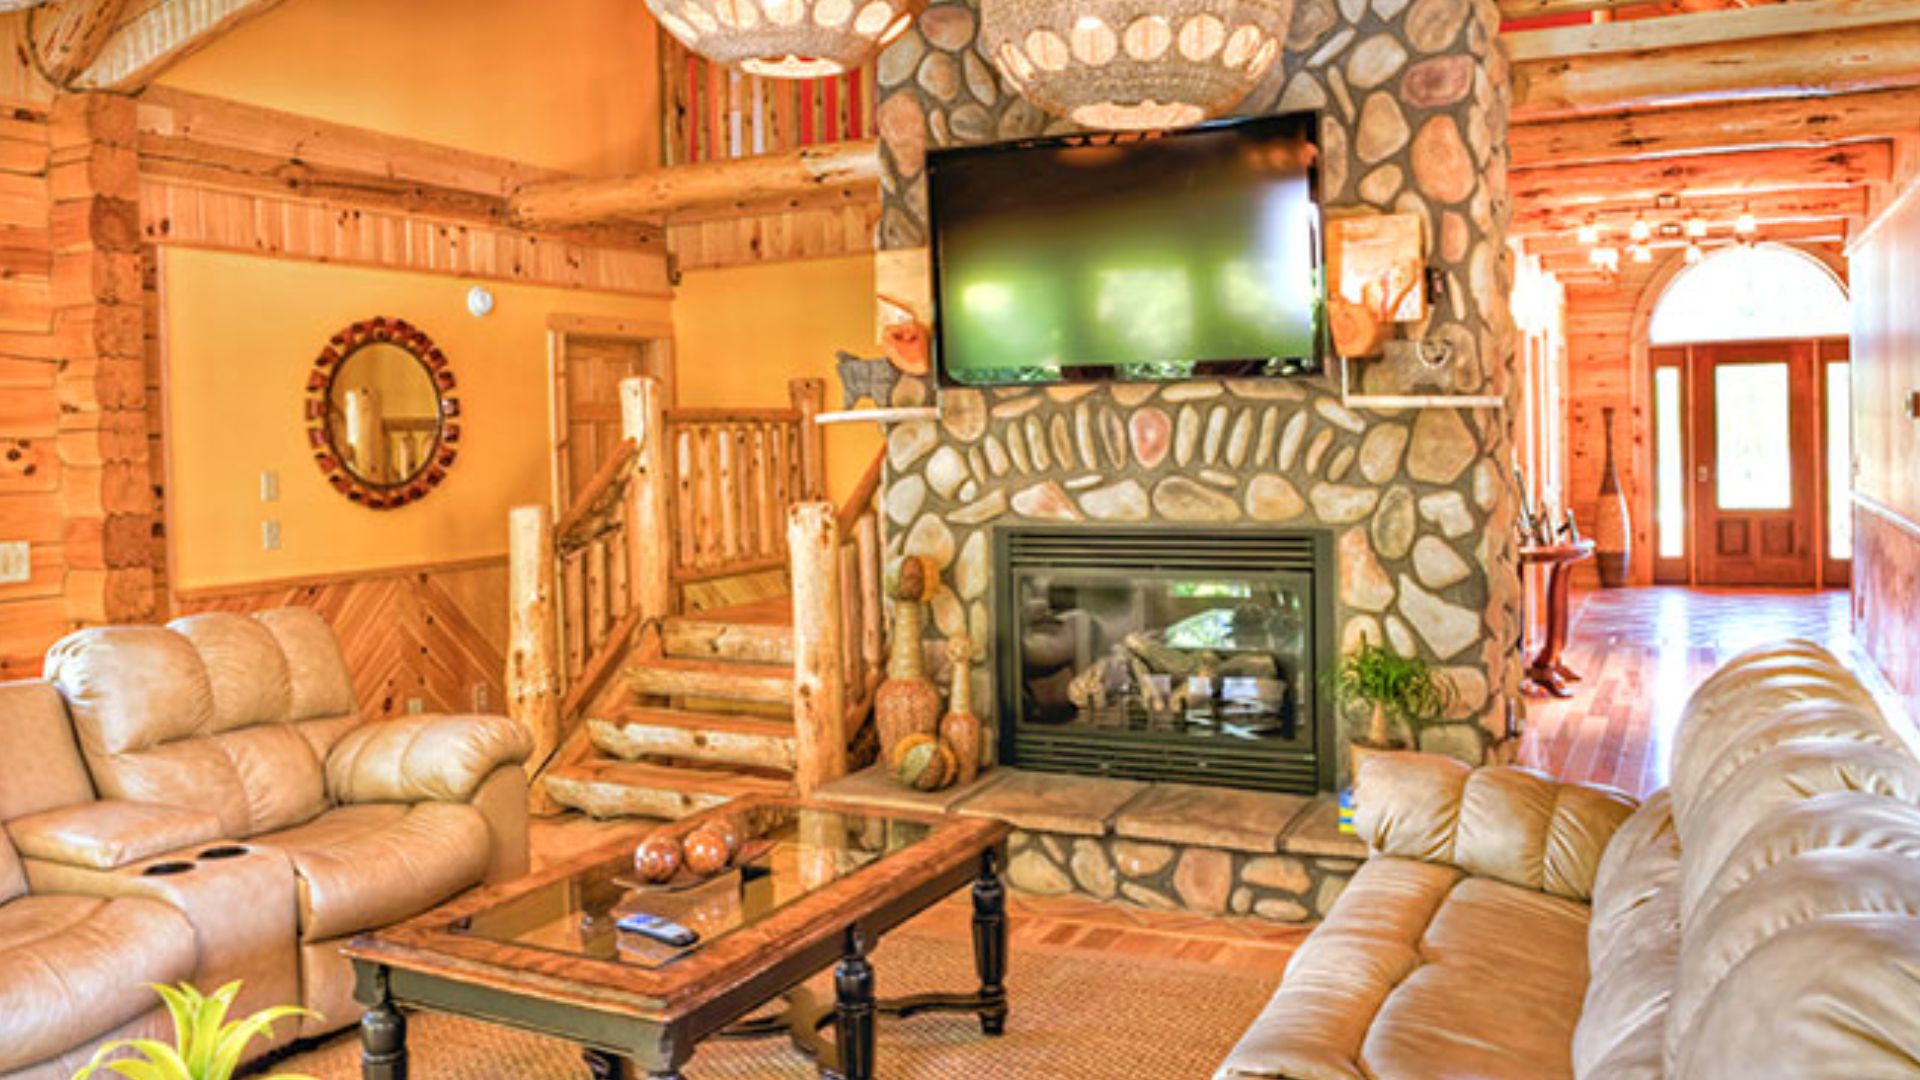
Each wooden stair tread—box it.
[544,758,791,820]
[682,596,793,626]
[628,657,793,705]
[661,611,795,665]
[590,707,797,772]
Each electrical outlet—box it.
[406,697,424,715]
[471,683,489,711]
[261,520,281,551]
[260,470,279,502]
[0,541,29,585]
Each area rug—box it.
[275,930,1279,1078]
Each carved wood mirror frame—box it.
[303,317,461,510]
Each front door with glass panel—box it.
[1687,343,1819,586]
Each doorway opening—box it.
[1645,245,1851,587]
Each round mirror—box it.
[304,318,460,509]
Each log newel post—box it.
[507,504,560,773]
[790,378,827,502]
[623,376,673,625]
[789,501,847,796]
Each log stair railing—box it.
[509,374,887,819]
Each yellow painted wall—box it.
[157,0,660,176]
[165,248,670,591]
[672,255,883,505]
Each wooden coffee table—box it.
[343,797,1011,1079]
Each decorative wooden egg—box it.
[633,835,683,883]
[703,815,743,859]
[683,827,732,876]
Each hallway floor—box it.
[1517,586,1864,796]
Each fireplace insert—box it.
[992,526,1336,794]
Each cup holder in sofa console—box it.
[142,860,195,877]
[197,845,250,860]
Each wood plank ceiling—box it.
[1502,0,1920,281]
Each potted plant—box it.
[75,981,314,1080]
[1325,635,1457,782]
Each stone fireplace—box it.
[873,0,1521,783]
[995,525,1337,793]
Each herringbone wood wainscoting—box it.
[172,558,508,721]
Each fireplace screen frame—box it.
[991,524,1338,794]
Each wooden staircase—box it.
[510,376,886,820]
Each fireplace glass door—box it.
[996,527,1332,793]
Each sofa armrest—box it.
[325,712,533,805]
[1353,753,1638,901]
[5,800,226,871]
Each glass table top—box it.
[449,805,936,970]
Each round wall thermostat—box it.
[466,286,495,317]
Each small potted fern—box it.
[75,981,314,1080]
[1326,635,1457,782]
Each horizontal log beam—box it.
[1509,0,1920,60]
[26,0,128,88]
[1513,17,1920,118]
[509,140,881,228]
[1523,218,1852,257]
[1511,87,1920,167]
[68,0,289,90]
[1509,142,1892,207]
[1511,187,1871,235]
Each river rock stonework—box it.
[875,0,1518,773]
[1004,830,1360,925]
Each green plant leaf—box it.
[207,1005,315,1080]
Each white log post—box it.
[789,501,847,796]
[622,376,673,624]
[507,504,560,774]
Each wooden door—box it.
[547,315,675,513]
[1688,342,1818,586]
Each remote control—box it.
[616,912,698,947]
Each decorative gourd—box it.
[939,633,983,786]
[893,732,955,791]
[876,556,943,769]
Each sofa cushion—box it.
[1674,916,1920,1080]
[252,802,490,941]
[254,608,356,721]
[5,799,225,870]
[325,713,534,805]
[1362,956,1581,1080]
[0,894,197,1072]
[169,614,293,734]
[0,829,21,904]
[1419,877,1590,987]
[1575,793,1680,1080]
[0,680,94,823]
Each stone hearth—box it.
[819,767,1366,923]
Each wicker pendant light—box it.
[647,0,925,78]
[982,0,1295,130]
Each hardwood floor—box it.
[1518,585,1866,796]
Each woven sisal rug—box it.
[274,930,1279,1078]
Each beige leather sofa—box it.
[1217,640,1920,1080]
[0,608,533,1080]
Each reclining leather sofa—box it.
[1216,640,1920,1079]
[0,608,532,1079]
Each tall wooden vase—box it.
[1593,406,1631,587]
[875,598,941,769]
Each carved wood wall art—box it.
[304,317,461,510]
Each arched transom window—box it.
[1648,243,1849,345]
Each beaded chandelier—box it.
[981,0,1295,130]
[647,0,925,78]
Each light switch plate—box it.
[260,470,279,502]
[261,520,281,551]
[0,541,29,584]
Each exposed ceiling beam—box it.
[1509,141,1892,207]
[64,0,289,91]
[1510,88,1920,168]
[1511,5,1920,119]
[24,0,127,87]
[1522,218,1852,258]
[1511,187,1872,236]
[1540,232,1851,277]
[509,140,881,229]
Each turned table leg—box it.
[972,848,1009,1036]
[835,925,876,1080]
[360,969,408,1080]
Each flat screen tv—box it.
[928,112,1323,388]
